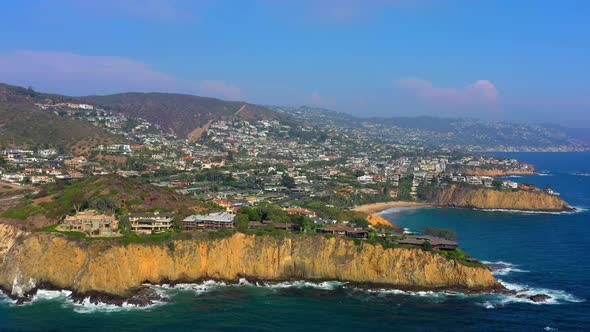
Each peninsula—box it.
[432,184,573,212]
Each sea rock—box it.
[527,294,551,302]
[0,223,504,301]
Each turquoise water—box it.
[1,152,589,331]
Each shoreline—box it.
[353,201,431,214]
[0,278,509,307]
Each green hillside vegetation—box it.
[1,175,206,224]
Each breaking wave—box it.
[1,274,584,312]
[482,261,529,276]
[478,208,578,215]
[496,280,585,306]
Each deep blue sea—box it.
[1,152,589,331]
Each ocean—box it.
[1,152,589,331]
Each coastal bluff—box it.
[0,224,502,300]
[433,184,572,211]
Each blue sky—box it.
[0,0,589,127]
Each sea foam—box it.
[481,261,529,276]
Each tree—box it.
[353,170,365,177]
[281,173,296,189]
[89,196,120,213]
[492,180,503,190]
[422,226,458,241]
[352,217,370,228]
[235,214,250,232]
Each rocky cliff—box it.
[464,167,535,177]
[0,224,502,301]
[433,184,572,211]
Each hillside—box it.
[77,93,285,138]
[0,84,125,153]
[278,107,589,151]
[0,175,205,230]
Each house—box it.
[316,225,369,239]
[38,149,57,158]
[357,175,374,184]
[398,235,457,250]
[503,181,518,189]
[183,212,235,230]
[466,176,482,186]
[129,211,175,234]
[30,175,55,184]
[58,210,119,237]
[273,223,302,232]
[282,207,317,218]
[64,156,87,168]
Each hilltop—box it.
[0,84,125,153]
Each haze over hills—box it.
[273,106,589,151]
[0,83,588,152]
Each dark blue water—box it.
[1,152,589,331]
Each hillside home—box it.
[183,212,235,230]
[129,211,175,234]
[59,210,119,237]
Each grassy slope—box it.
[1,174,205,223]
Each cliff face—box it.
[0,224,502,298]
[464,167,535,177]
[433,184,572,211]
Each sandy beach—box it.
[353,201,430,214]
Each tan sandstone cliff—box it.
[0,224,502,299]
[433,184,572,211]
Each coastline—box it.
[353,201,431,214]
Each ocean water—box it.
[1,152,589,331]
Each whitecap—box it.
[263,280,345,290]
[69,297,166,314]
[497,280,585,306]
[481,261,529,276]
[150,280,226,295]
[478,208,578,215]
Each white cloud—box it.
[398,77,499,109]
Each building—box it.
[58,210,119,237]
[183,212,235,230]
[398,235,458,250]
[357,175,374,184]
[282,207,317,218]
[129,211,175,234]
[30,175,55,184]
[316,225,369,239]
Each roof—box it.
[184,212,235,223]
[399,235,457,246]
[129,212,175,218]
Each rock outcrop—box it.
[0,224,503,300]
[464,167,535,177]
[433,184,572,211]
